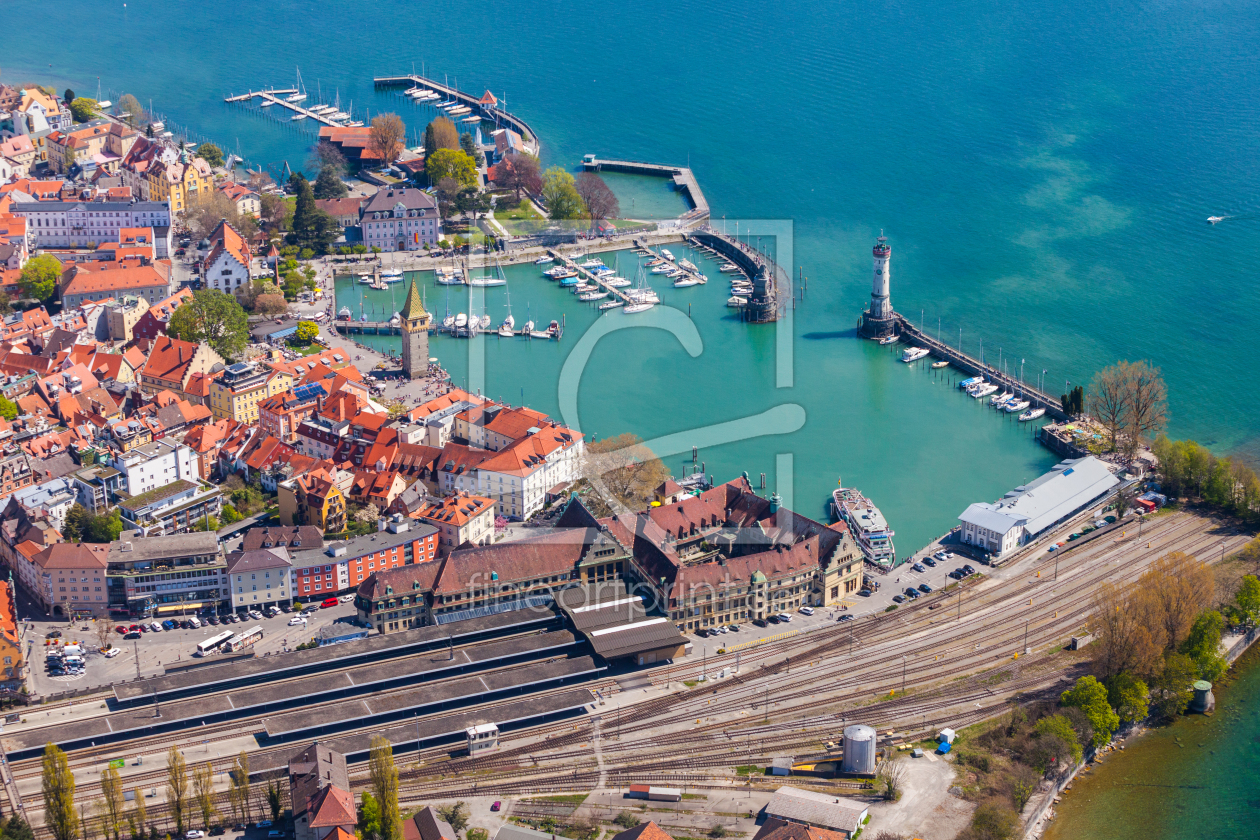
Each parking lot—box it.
[25,599,361,697]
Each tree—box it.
[42,743,79,840]
[1235,574,1260,625]
[231,752,250,824]
[313,165,348,199]
[100,766,125,840]
[166,289,250,360]
[287,322,316,345]
[191,762,215,830]
[0,395,17,421]
[83,508,124,544]
[1088,363,1130,453]
[1091,581,1161,679]
[575,172,619,224]
[436,803,468,834]
[1179,609,1227,682]
[116,94,144,127]
[260,193,290,236]
[183,190,243,241]
[195,143,224,168]
[166,746,189,835]
[19,254,62,302]
[582,434,670,511]
[265,781,282,823]
[967,799,1020,840]
[1150,652,1198,719]
[426,149,478,191]
[254,294,289,316]
[1033,714,1083,763]
[369,113,406,169]
[1087,360,1167,457]
[498,153,542,201]
[309,140,347,174]
[1104,672,1150,723]
[69,97,99,123]
[1060,384,1084,416]
[132,787,146,840]
[288,173,341,254]
[64,143,77,172]
[541,167,588,220]
[358,792,380,840]
[368,736,401,840]
[1060,675,1119,747]
[1134,552,1214,652]
[94,618,113,651]
[3,816,35,840]
[424,117,459,154]
[453,188,492,225]
[459,132,484,167]
[64,89,76,105]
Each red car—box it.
[490,802,501,813]
[320,597,339,609]
[116,625,128,634]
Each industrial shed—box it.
[558,584,687,666]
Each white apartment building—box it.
[111,438,201,496]
[9,198,172,256]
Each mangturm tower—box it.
[858,231,897,338]
[399,276,431,379]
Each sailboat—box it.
[95,79,112,111]
[624,263,657,313]
[468,255,507,287]
[286,68,308,102]
[498,287,515,336]
[521,303,534,336]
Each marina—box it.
[373,72,540,153]
[224,82,363,129]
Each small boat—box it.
[479,314,492,329]
[1207,216,1224,224]
[661,249,675,262]
[590,267,615,277]
[931,360,949,369]
[605,277,631,288]
[651,265,674,275]
[534,255,554,265]
[498,324,515,337]
[358,275,374,284]
[598,301,622,310]
[448,106,472,116]
[959,376,983,389]
[718,263,741,273]
[727,296,747,307]
[574,283,597,293]
[1019,407,1046,422]
[290,113,308,121]
[521,319,535,333]
[1005,399,1031,413]
[467,276,506,287]
[559,275,581,287]
[674,276,701,288]
[990,391,1013,406]
[381,269,403,278]
[678,259,698,273]
[579,259,606,269]
[550,268,579,280]
[530,329,551,338]
[900,347,929,363]
[286,92,307,103]
[547,320,561,337]
[327,111,350,121]
[436,271,464,285]
[623,302,655,313]
[454,313,468,328]
[627,289,660,304]
[878,335,899,345]
[149,121,165,131]
[338,306,352,319]
[461,116,482,124]
[260,100,275,108]
[345,120,364,127]
[972,383,999,398]
[442,314,455,328]
[646,258,665,266]
[578,290,609,301]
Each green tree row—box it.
[1152,434,1260,517]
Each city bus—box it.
[193,630,235,657]
[224,625,264,652]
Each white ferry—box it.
[832,483,896,567]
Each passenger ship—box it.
[832,482,897,567]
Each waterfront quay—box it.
[581,156,710,222]
[893,314,1068,421]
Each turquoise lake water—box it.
[7,0,1260,829]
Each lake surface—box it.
[7,0,1259,550]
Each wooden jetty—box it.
[223,89,353,128]
[372,74,540,153]
[892,314,1069,422]
[581,157,710,222]
[546,248,633,305]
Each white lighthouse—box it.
[859,231,897,338]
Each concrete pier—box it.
[581,157,710,222]
[690,230,787,322]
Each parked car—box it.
[47,630,62,639]
[728,624,741,632]
[208,616,220,626]
[912,563,926,573]
[321,597,339,609]
[339,594,355,603]
[752,618,768,628]
[696,628,712,638]
[104,647,122,658]
[490,802,501,813]
[918,583,933,594]
[963,564,976,575]
[922,557,937,567]
[124,631,141,639]
[116,625,128,634]
[777,613,792,622]
[288,616,306,626]
[255,822,272,829]
[892,594,906,604]
[904,588,920,599]
[186,830,205,838]
[858,589,872,597]
[799,606,815,616]
[838,614,855,622]
[249,610,263,620]
[766,615,782,624]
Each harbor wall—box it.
[581,158,710,219]
[894,315,1068,422]
[690,229,790,322]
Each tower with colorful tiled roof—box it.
[399,276,431,379]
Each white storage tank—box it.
[841,724,877,776]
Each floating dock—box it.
[223,89,354,128]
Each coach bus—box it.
[224,625,264,652]
[193,630,235,657]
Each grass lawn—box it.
[288,342,324,356]
[528,794,589,805]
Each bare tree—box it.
[1124,360,1167,458]
[309,140,347,174]
[498,153,542,202]
[369,114,406,169]
[574,172,619,225]
[183,190,242,240]
[1091,581,1162,678]
[1088,363,1130,452]
[116,94,144,126]
[1136,551,1214,651]
[95,618,113,651]
[878,759,907,801]
[582,434,671,511]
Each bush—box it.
[613,813,638,830]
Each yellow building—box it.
[278,468,347,535]
[209,362,291,423]
[147,151,213,214]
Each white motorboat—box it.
[534,255,554,264]
[878,335,899,345]
[454,313,468,328]
[605,277,631,288]
[900,347,930,363]
[623,302,656,313]
[381,269,403,278]
[660,249,675,262]
[442,314,455,329]
[327,111,350,121]
[1005,399,1031,413]
[358,275,374,284]
[479,314,491,329]
[579,258,606,269]
[972,383,999,398]
[436,272,464,285]
[598,301,621,310]
[260,100,275,107]
[931,360,950,369]
[673,276,701,288]
[718,263,741,273]
[290,113,308,121]
[448,106,472,116]
[461,116,482,124]
[646,258,665,266]
[727,296,747,307]
[1207,216,1224,224]
[578,290,609,301]
[590,267,615,277]
[467,276,506,287]
[1019,407,1046,422]
[651,265,674,275]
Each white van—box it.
[187,616,202,629]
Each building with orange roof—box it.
[131,287,193,341]
[279,467,347,534]
[347,469,409,511]
[146,151,213,214]
[11,88,70,163]
[609,823,677,840]
[473,423,583,520]
[417,492,496,557]
[259,384,326,444]
[183,417,243,479]
[138,335,225,398]
[46,119,139,176]
[203,219,253,297]
[60,262,171,310]
[0,134,37,179]
[0,579,24,688]
[219,181,261,215]
[29,542,110,617]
